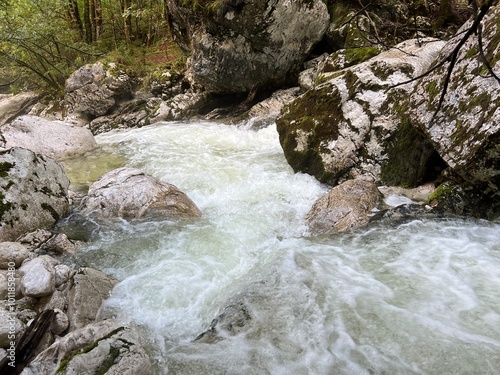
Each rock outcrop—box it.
[79,167,201,220]
[64,62,137,119]
[276,38,446,187]
[408,5,500,217]
[167,0,330,93]
[1,115,97,160]
[0,148,69,241]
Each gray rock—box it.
[67,267,118,331]
[277,38,446,187]
[0,92,39,126]
[50,308,69,335]
[0,242,30,269]
[54,264,73,289]
[23,319,152,375]
[79,167,201,220]
[409,6,500,201]
[0,148,70,242]
[149,92,209,123]
[306,178,382,234]
[168,0,330,93]
[65,62,137,117]
[19,256,58,298]
[1,115,97,161]
[40,233,76,255]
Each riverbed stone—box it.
[0,310,25,348]
[67,267,118,331]
[0,115,97,161]
[0,148,70,242]
[23,319,152,375]
[0,242,30,269]
[79,167,201,221]
[306,178,382,234]
[19,256,58,298]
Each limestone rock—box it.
[0,92,39,126]
[50,309,69,335]
[149,92,210,124]
[167,0,330,93]
[408,6,500,203]
[40,234,76,255]
[0,242,30,269]
[65,62,137,118]
[306,178,382,234]
[79,167,201,221]
[22,319,152,375]
[54,264,72,289]
[66,267,118,331]
[276,38,446,187]
[0,115,97,160]
[19,256,58,298]
[0,148,70,242]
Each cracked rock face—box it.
[64,62,136,117]
[409,5,500,199]
[0,148,70,242]
[276,38,446,187]
[167,0,330,93]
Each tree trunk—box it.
[121,0,132,45]
[65,0,84,41]
[93,0,102,41]
[83,0,93,43]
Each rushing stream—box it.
[64,120,500,375]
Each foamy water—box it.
[70,121,500,375]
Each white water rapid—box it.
[67,121,500,375]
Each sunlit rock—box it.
[0,115,97,161]
[80,167,201,220]
[19,256,58,298]
[0,92,39,126]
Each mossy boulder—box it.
[167,0,330,93]
[276,38,446,187]
[408,5,500,203]
[0,148,69,241]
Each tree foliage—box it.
[0,0,170,95]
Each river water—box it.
[65,120,500,375]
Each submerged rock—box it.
[306,178,382,234]
[1,115,97,160]
[79,167,201,221]
[0,148,70,242]
[276,38,446,187]
[167,0,330,93]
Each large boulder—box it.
[276,38,446,187]
[408,5,500,206]
[0,92,39,126]
[0,148,70,241]
[305,178,382,234]
[1,115,97,160]
[64,62,137,118]
[22,320,152,375]
[167,0,330,93]
[79,167,201,220]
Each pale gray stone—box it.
[1,115,97,161]
[0,148,69,242]
[0,310,25,348]
[19,256,57,298]
[79,167,201,220]
[0,242,30,269]
[0,92,39,126]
